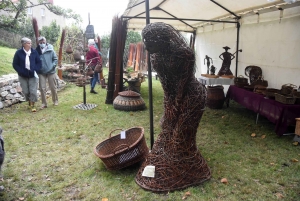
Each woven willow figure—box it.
[135,22,211,192]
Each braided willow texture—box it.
[135,22,211,192]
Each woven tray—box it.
[274,93,296,105]
[263,88,281,99]
[94,127,148,170]
[220,75,235,79]
[201,74,219,78]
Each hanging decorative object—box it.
[65,44,73,54]
[73,50,81,62]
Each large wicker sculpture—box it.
[135,22,211,192]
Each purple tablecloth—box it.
[226,85,300,136]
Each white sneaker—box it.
[54,101,58,106]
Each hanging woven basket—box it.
[65,44,73,54]
[113,90,146,111]
[73,50,81,61]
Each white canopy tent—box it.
[122,0,300,89]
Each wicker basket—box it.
[274,93,296,105]
[94,127,148,170]
[281,84,296,95]
[293,90,300,104]
[263,88,281,99]
[75,77,88,87]
[234,75,248,88]
[113,90,146,111]
[254,85,267,94]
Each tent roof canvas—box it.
[122,0,300,32]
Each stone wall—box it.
[0,74,23,108]
[0,73,65,109]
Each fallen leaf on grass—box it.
[291,158,298,162]
[221,178,228,184]
[251,133,256,137]
[184,191,191,196]
[222,116,225,118]
[270,163,275,166]
[261,135,266,139]
[292,141,298,146]
[182,191,191,199]
[102,198,108,201]
[19,198,25,200]
[275,193,284,199]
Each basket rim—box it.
[94,127,145,159]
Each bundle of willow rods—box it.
[135,22,211,192]
[97,35,104,81]
[127,43,135,67]
[105,15,128,104]
[105,16,118,104]
[58,29,66,67]
[113,16,128,100]
[32,17,39,47]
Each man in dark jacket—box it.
[36,36,58,108]
[12,37,41,112]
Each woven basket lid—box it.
[118,90,140,97]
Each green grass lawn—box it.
[0,79,299,201]
[0,46,299,200]
[0,46,17,75]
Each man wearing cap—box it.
[36,36,58,108]
[12,37,41,112]
[218,46,235,76]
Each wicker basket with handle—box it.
[281,84,297,95]
[293,90,300,104]
[274,93,296,105]
[263,88,281,99]
[94,127,148,170]
[234,75,248,88]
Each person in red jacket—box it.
[86,39,101,94]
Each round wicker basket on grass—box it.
[94,127,148,170]
[113,90,146,111]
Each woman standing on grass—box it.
[12,37,41,112]
[86,39,101,94]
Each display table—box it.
[226,85,300,136]
[198,76,234,85]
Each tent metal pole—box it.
[210,0,240,19]
[122,16,237,24]
[235,22,240,77]
[145,0,154,149]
